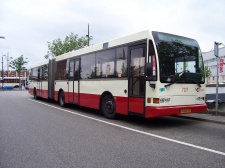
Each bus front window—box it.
[152,31,205,84]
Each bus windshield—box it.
[152,31,205,85]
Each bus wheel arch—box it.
[58,89,66,107]
[100,92,117,119]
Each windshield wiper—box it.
[164,81,182,87]
[164,82,175,87]
[164,76,182,88]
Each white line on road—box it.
[29,98,225,156]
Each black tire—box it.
[33,89,38,100]
[101,95,117,119]
[59,91,66,107]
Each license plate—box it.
[180,109,191,114]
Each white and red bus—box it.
[28,30,207,118]
[1,77,28,90]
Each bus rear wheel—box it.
[59,91,66,107]
[33,89,38,100]
[101,95,117,119]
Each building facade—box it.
[203,47,225,84]
[0,70,28,78]
[0,70,29,89]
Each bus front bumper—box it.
[145,104,207,118]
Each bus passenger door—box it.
[128,44,146,115]
[37,67,42,97]
[68,59,80,104]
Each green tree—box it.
[9,55,28,88]
[204,66,211,78]
[45,33,92,59]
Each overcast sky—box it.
[0,0,225,68]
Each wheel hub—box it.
[105,101,114,114]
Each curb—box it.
[206,110,225,116]
[176,114,225,125]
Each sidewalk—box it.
[178,110,225,125]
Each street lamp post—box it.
[86,24,90,46]
[1,36,5,90]
[1,55,5,90]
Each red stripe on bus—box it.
[115,97,128,115]
[54,91,59,101]
[128,97,144,114]
[41,90,48,99]
[28,88,33,95]
[79,93,100,109]
[56,91,129,115]
[28,88,207,118]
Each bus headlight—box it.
[196,97,204,102]
[159,98,171,104]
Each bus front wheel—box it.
[59,91,66,107]
[101,95,117,119]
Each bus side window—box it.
[55,60,67,80]
[116,46,127,77]
[80,53,96,79]
[96,49,115,78]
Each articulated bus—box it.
[28,30,207,119]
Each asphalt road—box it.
[0,91,225,168]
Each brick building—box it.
[0,70,28,78]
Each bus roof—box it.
[55,30,152,62]
[29,60,49,69]
[29,30,153,68]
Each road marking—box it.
[29,98,225,156]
